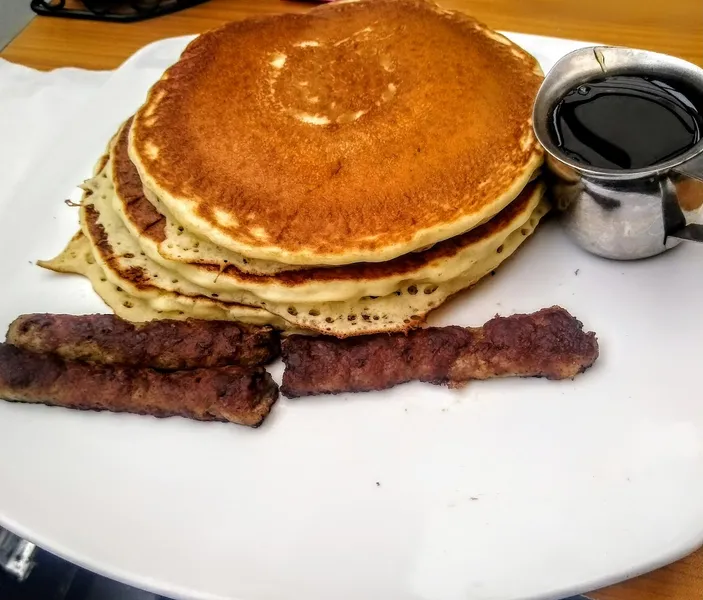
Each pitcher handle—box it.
[673,151,703,182]
[661,173,703,243]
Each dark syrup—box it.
[551,74,703,169]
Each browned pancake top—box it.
[130,0,543,263]
[115,118,539,287]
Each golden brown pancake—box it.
[62,168,288,328]
[129,0,543,265]
[38,233,293,328]
[116,119,544,303]
[80,145,548,336]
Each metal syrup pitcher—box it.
[533,46,703,260]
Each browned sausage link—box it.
[6,314,280,369]
[0,343,278,427]
[281,307,599,397]
[281,327,470,397]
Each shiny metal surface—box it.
[0,527,36,582]
[533,46,703,260]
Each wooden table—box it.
[2,1,703,598]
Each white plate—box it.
[2,31,703,600]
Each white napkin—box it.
[0,58,111,203]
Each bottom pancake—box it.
[38,233,291,328]
[42,188,549,336]
[75,159,549,335]
[41,188,550,335]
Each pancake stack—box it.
[41,0,548,337]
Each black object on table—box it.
[0,526,172,600]
[30,0,210,23]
